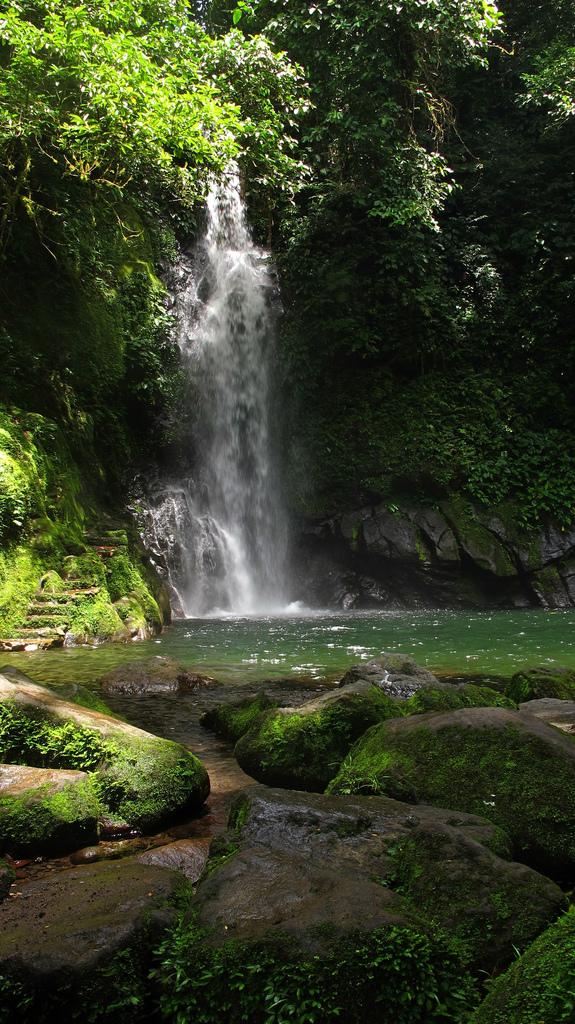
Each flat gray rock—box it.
[0,859,180,979]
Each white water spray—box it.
[142,167,289,616]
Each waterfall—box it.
[141,166,289,616]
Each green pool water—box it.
[1,608,575,688]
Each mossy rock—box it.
[507,666,575,704]
[0,764,100,856]
[234,683,403,790]
[442,497,517,577]
[469,908,575,1024]
[0,671,209,835]
[223,682,515,793]
[388,827,566,972]
[179,785,564,1020]
[0,859,182,1024]
[201,692,278,743]
[404,684,515,715]
[329,707,575,876]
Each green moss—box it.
[0,777,101,855]
[201,693,278,743]
[0,547,46,638]
[404,685,516,715]
[153,912,477,1024]
[387,831,566,971]
[106,551,161,631]
[507,666,575,703]
[0,700,209,832]
[95,734,208,831]
[442,496,517,576]
[469,909,575,1024]
[329,717,575,874]
[532,565,565,603]
[221,686,513,794]
[66,591,127,642]
[234,689,403,791]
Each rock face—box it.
[0,764,100,856]
[100,656,217,695]
[329,706,575,876]
[0,669,210,840]
[196,787,564,973]
[295,496,575,609]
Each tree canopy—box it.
[0,0,307,252]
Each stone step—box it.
[0,636,64,651]
[24,615,71,629]
[32,587,100,604]
[18,627,66,638]
[27,607,70,619]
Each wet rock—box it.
[338,652,440,697]
[69,837,153,864]
[197,786,564,972]
[0,764,100,856]
[520,698,575,733]
[0,859,179,980]
[329,706,575,877]
[100,655,217,695]
[137,838,210,881]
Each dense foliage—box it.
[218,0,575,525]
[0,0,306,530]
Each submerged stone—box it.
[100,655,218,695]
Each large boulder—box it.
[100,656,217,695]
[188,788,563,994]
[233,682,401,790]
[211,670,513,792]
[469,908,575,1024]
[0,764,100,856]
[0,669,209,835]
[329,707,575,876]
[0,859,181,1022]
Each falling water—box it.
[141,166,289,616]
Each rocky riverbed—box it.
[1,654,574,1022]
